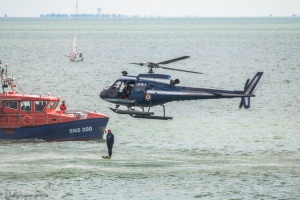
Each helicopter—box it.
[99,56,263,120]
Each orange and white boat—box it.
[0,62,109,141]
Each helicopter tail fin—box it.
[239,72,263,109]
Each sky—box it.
[0,0,299,17]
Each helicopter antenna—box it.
[129,56,203,74]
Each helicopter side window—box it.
[133,82,147,92]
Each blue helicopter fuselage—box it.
[99,55,263,119]
[99,73,261,108]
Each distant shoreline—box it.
[1,15,299,19]
[1,12,300,19]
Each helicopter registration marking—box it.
[145,94,152,101]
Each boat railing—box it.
[0,111,88,128]
[65,110,87,119]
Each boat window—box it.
[47,101,54,109]
[6,101,18,110]
[47,101,58,109]
[35,101,47,112]
[21,101,32,112]
[53,101,58,108]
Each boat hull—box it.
[0,118,109,141]
[69,57,83,62]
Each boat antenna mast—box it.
[74,0,78,53]
[75,0,78,32]
[1,62,12,93]
[0,61,24,94]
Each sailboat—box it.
[68,0,83,62]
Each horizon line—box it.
[1,15,300,18]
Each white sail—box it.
[71,35,77,56]
[69,0,83,62]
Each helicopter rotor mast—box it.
[129,56,203,74]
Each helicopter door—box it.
[131,82,147,102]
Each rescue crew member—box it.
[127,83,133,95]
[122,83,130,99]
[105,129,115,159]
[60,100,67,113]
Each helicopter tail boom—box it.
[240,72,263,109]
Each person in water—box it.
[60,100,67,113]
[105,129,115,159]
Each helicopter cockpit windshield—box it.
[107,80,135,99]
[112,81,122,91]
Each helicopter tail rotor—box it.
[239,72,263,109]
[239,78,250,109]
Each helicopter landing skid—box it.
[109,108,172,120]
[130,115,173,120]
[130,105,172,120]
[110,108,154,115]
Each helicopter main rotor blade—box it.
[128,56,201,74]
[157,56,190,65]
[129,63,144,66]
[159,66,203,74]
[129,56,190,67]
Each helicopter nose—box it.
[99,91,105,99]
[99,90,107,100]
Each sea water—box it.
[0,17,299,199]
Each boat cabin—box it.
[1,95,58,113]
[0,92,68,128]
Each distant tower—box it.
[97,8,102,17]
